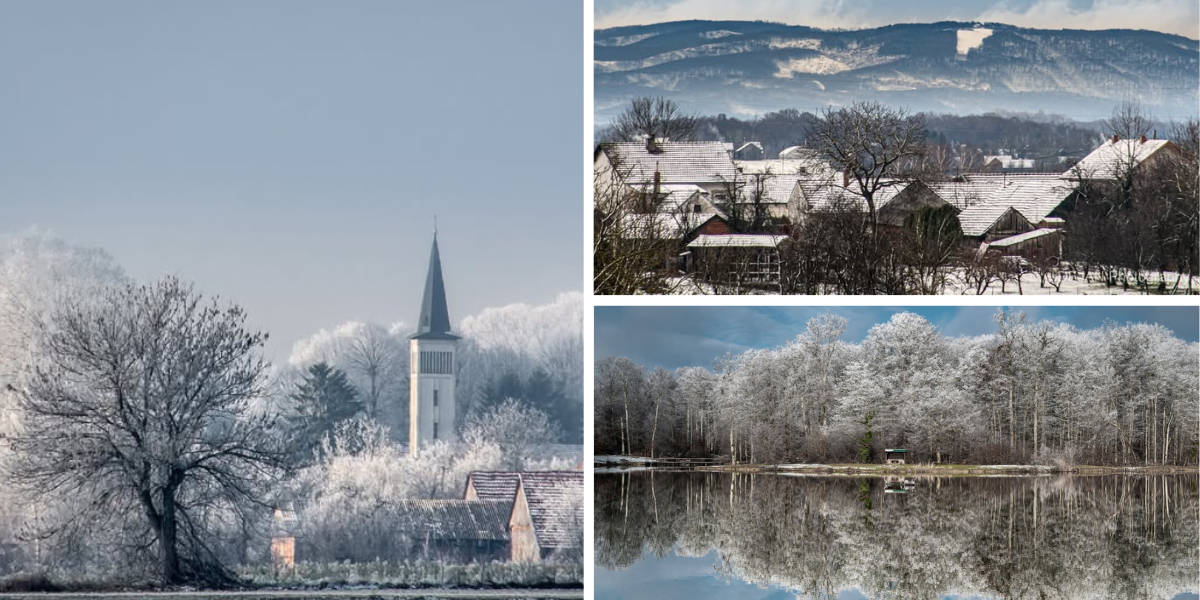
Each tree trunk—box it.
[159,493,180,584]
[650,401,660,459]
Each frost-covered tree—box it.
[9,277,288,585]
[462,398,558,470]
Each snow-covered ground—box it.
[594,455,655,463]
[662,270,1198,295]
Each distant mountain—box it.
[595,20,1199,123]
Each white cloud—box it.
[979,0,1198,39]
[596,0,871,31]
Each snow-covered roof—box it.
[736,142,763,153]
[987,228,1059,248]
[618,212,721,238]
[1070,137,1174,179]
[800,178,909,212]
[688,234,787,248]
[779,146,820,160]
[600,141,739,185]
[621,183,705,213]
[956,204,1026,237]
[930,175,1074,235]
[737,158,833,177]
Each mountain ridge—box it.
[594,20,1200,122]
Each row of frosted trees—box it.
[594,311,1199,465]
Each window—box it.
[419,351,454,374]
[433,422,438,439]
[433,389,439,407]
[693,204,701,213]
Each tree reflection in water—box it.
[594,471,1199,600]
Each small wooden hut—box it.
[884,449,907,465]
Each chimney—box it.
[843,170,850,187]
[1139,134,1147,144]
[646,134,661,154]
[1111,134,1119,144]
[653,169,661,198]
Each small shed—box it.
[271,506,299,569]
[884,449,907,465]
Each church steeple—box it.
[413,232,458,340]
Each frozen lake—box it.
[595,471,1199,600]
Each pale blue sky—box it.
[0,1,582,359]
[595,0,1199,39]
[595,306,1200,372]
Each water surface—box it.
[595,471,1199,600]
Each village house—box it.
[464,471,584,563]
[1067,135,1179,180]
[596,135,1177,272]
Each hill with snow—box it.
[595,20,1199,121]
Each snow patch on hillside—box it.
[701,30,741,39]
[775,56,851,76]
[957,28,993,56]
[769,38,822,50]
[773,46,894,78]
[596,33,657,47]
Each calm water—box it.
[595,471,1199,600]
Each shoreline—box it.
[593,458,1199,476]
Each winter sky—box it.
[595,306,1200,372]
[0,0,582,360]
[595,0,1200,40]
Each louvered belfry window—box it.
[419,351,454,374]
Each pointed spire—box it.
[413,232,458,340]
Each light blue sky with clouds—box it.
[595,0,1199,39]
[595,306,1200,372]
[0,0,582,359]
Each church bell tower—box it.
[409,232,458,457]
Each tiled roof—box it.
[986,228,1059,248]
[930,175,1074,236]
[390,500,510,542]
[688,234,787,248]
[956,204,1025,237]
[1071,138,1173,179]
[600,141,738,185]
[800,177,908,212]
[466,472,522,503]
[618,212,721,238]
[519,472,583,550]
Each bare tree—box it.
[807,101,930,232]
[613,97,699,144]
[1103,99,1154,140]
[593,156,683,295]
[342,322,404,420]
[10,277,288,585]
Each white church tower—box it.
[408,232,458,457]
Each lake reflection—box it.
[595,471,1199,600]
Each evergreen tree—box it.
[290,362,363,462]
